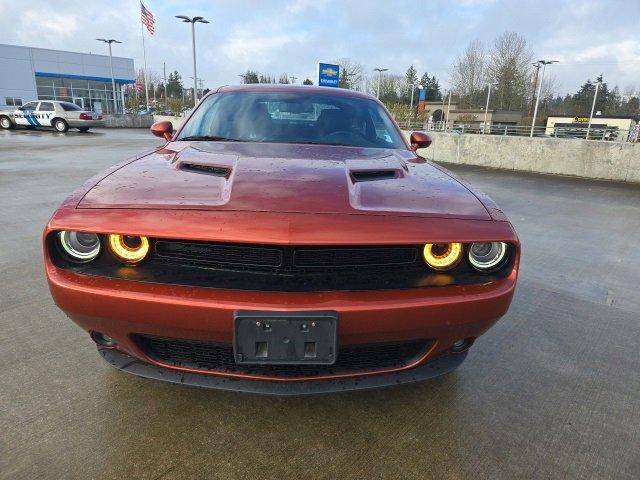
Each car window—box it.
[21,102,39,110]
[178,91,405,149]
[60,102,83,112]
[38,102,55,111]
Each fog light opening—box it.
[91,331,117,347]
[450,338,473,353]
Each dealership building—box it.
[0,43,135,114]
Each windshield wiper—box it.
[178,135,240,142]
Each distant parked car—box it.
[0,108,14,130]
[0,100,104,133]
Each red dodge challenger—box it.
[44,85,519,395]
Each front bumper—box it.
[67,120,105,128]
[47,257,517,385]
[100,346,468,395]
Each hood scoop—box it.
[180,162,232,178]
[350,169,402,183]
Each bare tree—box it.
[449,39,486,108]
[486,31,533,110]
[335,58,365,90]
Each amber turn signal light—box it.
[423,243,463,271]
[108,234,150,264]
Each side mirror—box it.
[150,121,174,141]
[17,106,25,111]
[409,131,432,151]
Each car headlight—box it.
[58,231,101,262]
[423,243,462,271]
[468,242,508,271]
[108,234,150,264]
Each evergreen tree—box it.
[166,71,184,98]
[303,78,313,85]
[242,70,259,84]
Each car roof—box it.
[214,84,377,101]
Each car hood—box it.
[78,142,490,220]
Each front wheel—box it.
[0,115,13,129]
[78,127,90,133]
[53,119,69,133]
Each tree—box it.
[168,98,184,115]
[419,72,442,101]
[241,70,259,84]
[166,71,183,98]
[401,65,418,103]
[335,58,365,90]
[486,31,533,110]
[303,78,313,85]
[378,74,404,103]
[278,74,290,84]
[450,39,486,108]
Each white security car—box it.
[0,100,104,133]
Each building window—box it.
[34,74,126,114]
[4,97,23,106]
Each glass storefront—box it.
[35,75,125,114]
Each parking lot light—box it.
[530,59,559,137]
[175,15,210,107]
[373,68,388,99]
[96,39,123,114]
[483,82,498,134]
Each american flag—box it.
[141,3,155,35]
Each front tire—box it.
[53,119,69,133]
[0,115,13,129]
[78,127,90,133]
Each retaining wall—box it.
[408,131,639,184]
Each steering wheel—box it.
[323,130,353,138]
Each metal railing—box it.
[401,118,639,143]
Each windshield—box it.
[177,91,406,149]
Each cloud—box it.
[0,0,637,95]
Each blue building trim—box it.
[35,71,135,84]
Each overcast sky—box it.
[2,0,639,96]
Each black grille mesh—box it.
[134,334,432,378]
[154,241,419,273]
[156,241,283,267]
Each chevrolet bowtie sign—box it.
[318,62,340,87]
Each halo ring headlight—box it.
[58,231,101,262]
[468,242,508,271]
[423,242,463,271]
[108,234,150,264]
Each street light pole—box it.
[96,38,122,114]
[530,59,559,137]
[176,15,210,107]
[163,62,168,112]
[446,90,452,130]
[373,68,388,99]
[483,82,497,134]
[586,78,602,140]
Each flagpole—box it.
[140,14,150,109]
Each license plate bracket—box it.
[233,310,338,365]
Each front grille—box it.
[134,334,433,378]
[155,241,283,268]
[294,247,416,268]
[155,241,418,273]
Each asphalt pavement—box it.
[1,127,639,479]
